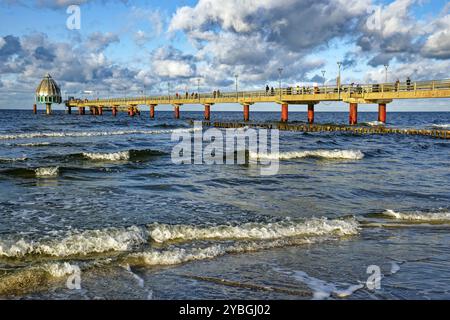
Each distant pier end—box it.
[35,73,62,115]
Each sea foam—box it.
[0,128,201,140]
[0,225,147,258]
[383,209,450,222]
[249,149,364,161]
[35,167,59,177]
[83,151,130,161]
[148,218,359,243]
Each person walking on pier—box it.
[266,85,269,95]
[406,77,412,91]
[395,79,400,92]
[270,87,275,96]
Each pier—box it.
[61,79,450,126]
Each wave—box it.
[35,167,59,177]
[249,149,364,161]
[81,149,166,162]
[83,151,130,161]
[148,218,359,243]
[363,121,385,127]
[0,225,147,258]
[382,209,450,222]
[0,128,201,141]
[14,142,52,147]
[0,156,27,162]
[0,262,80,296]
[431,124,450,129]
[0,218,358,259]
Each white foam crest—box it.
[0,156,27,162]
[431,124,450,129]
[148,218,359,243]
[35,167,59,177]
[249,149,364,161]
[0,128,200,140]
[383,209,450,222]
[0,225,147,258]
[83,151,130,161]
[15,142,52,147]
[365,121,385,126]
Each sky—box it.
[0,0,449,111]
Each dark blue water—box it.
[0,109,449,300]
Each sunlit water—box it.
[0,109,449,300]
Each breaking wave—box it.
[148,218,359,243]
[249,149,364,161]
[0,262,81,296]
[382,209,450,222]
[363,121,385,127]
[81,149,166,162]
[0,128,201,140]
[0,156,27,162]
[35,167,59,177]
[83,151,130,161]
[0,218,358,259]
[431,124,450,129]
[0,225,147,258]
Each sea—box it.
[0,109,449,300]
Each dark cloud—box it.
[33,46,56,61]
[0,35,22,57]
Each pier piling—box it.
[281,103,289,122]
[243,104,250,122]
[308,104,314,124]
[378,103,387,123]
[33,104,37,114]
[150,104,156,119]
[349,103,358,125]
[174,105,180,119]
[204,104,210,120]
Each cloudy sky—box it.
[0,0,449,111]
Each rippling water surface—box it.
[0,109,449,300]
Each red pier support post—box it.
[349,103,358,125]
[33,104,37,114]
[243,104,250,122]
[174,105,180,119]
[129,106,135,117]
[67,106,72,114]
[150,104,155,119]
[112,106,117,117]
[307,104,314,124]
[204,104,210,120]
[281,103,289,122]
[378,103,387,123]
[98,106,103,116]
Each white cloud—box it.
[422,14,450,59]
